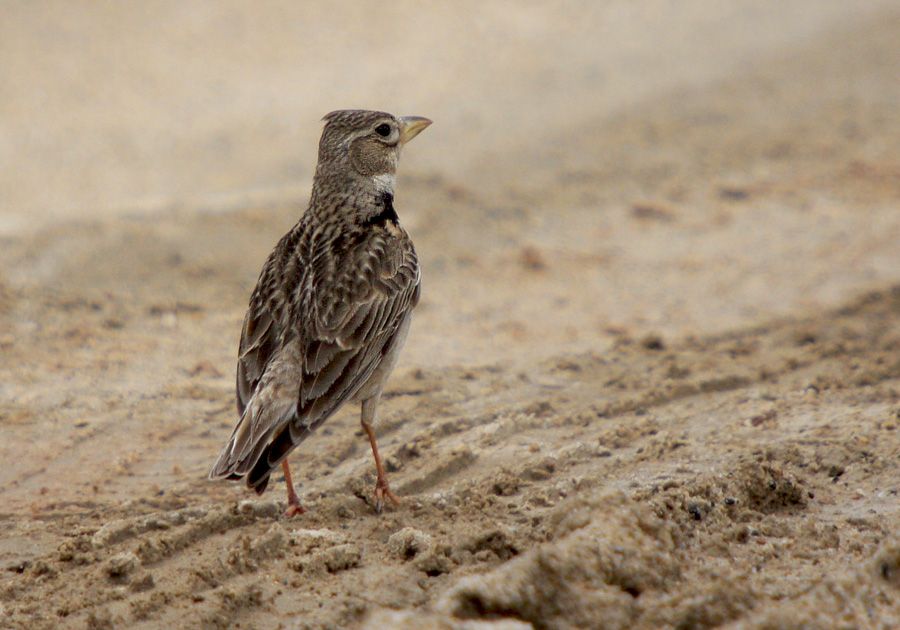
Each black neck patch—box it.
[363,192,399,227]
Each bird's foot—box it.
[284,484,306,518]
[281,460,305,517]
[373,477,401,514]
[283,499,306,518]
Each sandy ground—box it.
[2,3,900,629]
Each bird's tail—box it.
[243,424,303,493]
[208,392,298,493]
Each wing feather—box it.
[210,220,420,491]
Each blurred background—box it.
[2,0,898,367]
[2,0,895,228]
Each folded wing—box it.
[209,227,420,493]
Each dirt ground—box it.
[2,4,900,629]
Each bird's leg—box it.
[361,397,400,513]
[281,459,305,517]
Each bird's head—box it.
[314,110,432,194]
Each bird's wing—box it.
[234,227,307,415]
[301,230,420,413]
[210,233,298,479]
[248,231,421,483]
[210,226,420,490]
[236,302,275,416]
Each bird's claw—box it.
[283,500,306,518]
[373,478,401,514]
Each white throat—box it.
[372,173,395,193]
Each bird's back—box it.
[211,192,420,491]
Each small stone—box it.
[385,455,403,472]
[322,544,361,573]
[687,503,703,521]
[718,186,750,201]
[519,246,546,271]
[289,528,345,553]
[387,527,433,561]
[631,201,676,221]
[523,457,556,481]
[128,572,155,592]
[92,520,136,549]
[238,500,280,518]
[415,548,454,577]
[28,559,57,577]
[105,551,140,580]
[873,538,900,588]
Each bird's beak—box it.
[398,116,432,145]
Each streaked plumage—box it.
[210,110,431,514]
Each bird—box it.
[209,109,431,516]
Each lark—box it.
[210,110,431,516]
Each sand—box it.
[1,3,899,628]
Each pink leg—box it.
[361,401,401,513]
[282,460,305,517]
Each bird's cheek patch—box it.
[349,137,395,178]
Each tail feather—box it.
[207,392,297,486]
[245,422,308,492]
[252,475,270,495]
[210,334,364,494]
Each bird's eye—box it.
[375,123,392,137]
